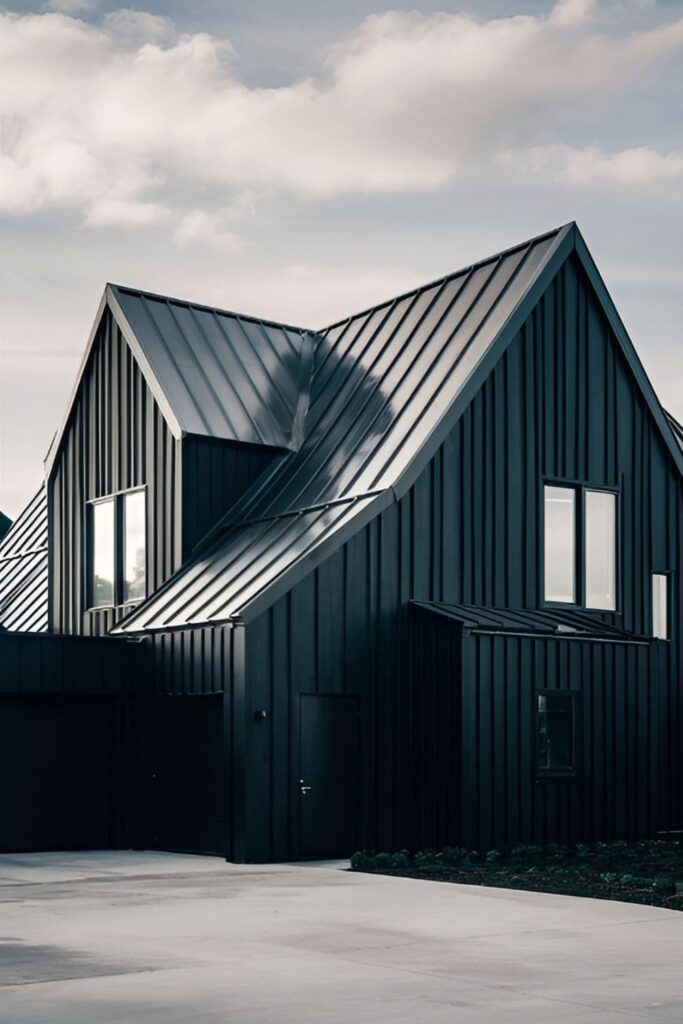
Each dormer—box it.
[46,285,315,635]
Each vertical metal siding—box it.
[240,251,682,860]
[181,437,280,556]
[50,310,182,636]
[49,310,280,640]
[460,633,661,852]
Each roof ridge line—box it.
[319,223,573,335]
[107,283,315,337]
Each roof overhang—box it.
[44,286,184,480]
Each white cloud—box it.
[502,144,683,185]
[174,208,243,250]
[1,4,682,226]
[85,197,171,226]
[550,0,599,28]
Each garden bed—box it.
[349,840,683,910]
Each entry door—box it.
[299,695,360,859]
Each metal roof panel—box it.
[108,286,312,449]
[0,488,48,633]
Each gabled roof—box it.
[412,602,651,643]
[8,219,665,637]
[45,286,317,475]
[0,487,48,633]
[114,224,572,634]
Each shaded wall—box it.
[49,310,182,636]
[49,310,281,636]
[461,631,663,852]
[241,253,683,859]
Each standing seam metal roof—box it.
[114,227,569,633]
[0,487,48,633]
[106,286,314,450]
[411,602,650,641]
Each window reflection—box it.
[92,498,115,607]
[123,490,146,603]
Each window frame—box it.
[535,688,580,781]
[541,478,620,613]
[87,486,147,611]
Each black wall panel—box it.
[0,696,119,852]
[49,310,182,636]
[240,253,683,860]
[461,633,662,852]
[49,310,280,637]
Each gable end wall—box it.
[241,252,683,859]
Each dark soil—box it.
[350,840,683,911]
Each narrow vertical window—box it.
[537,693,575,773]
[652,574,668,640]
[123,490,146,603]
[544,485,575,603]
[92,498,115,607]
[585,490,616,610]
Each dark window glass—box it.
[537,693,575,773]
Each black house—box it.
[1,223,681,860]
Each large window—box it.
[537,692,576,775]
[652,574,668,640]
[543,482,617,610]
[89,489,146,608]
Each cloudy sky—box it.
[1,0,682,517]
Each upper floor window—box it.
[584,490,617,610]
[90,489,146,609]
[652,573,668,640]
[543,482,617,610]
[544,485,575,603]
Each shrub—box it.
[390,851,412,869]
[350,851,372,870]
[442,846,468,866]
[414,849,441,868]
[485,850,501,866]
[372,852,393,870]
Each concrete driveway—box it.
[0,852,681,1023]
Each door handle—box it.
[300,783,312,795]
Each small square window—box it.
[537,692,576,774]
